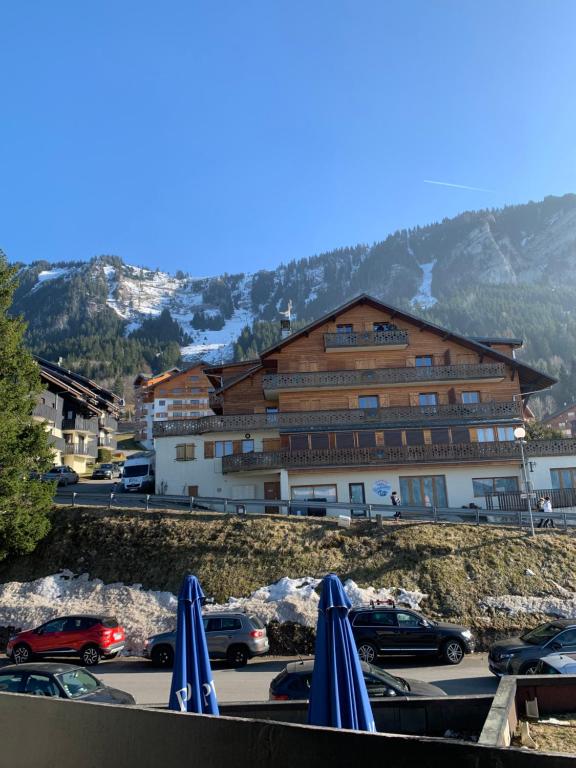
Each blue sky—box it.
[2,1,575,274]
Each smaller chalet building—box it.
[153,295,576,511]
[543,403,576,438]
[34,357,121,473]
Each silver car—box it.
[42,465,79,486]
[143,612,269,668]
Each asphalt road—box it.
[93,653,497,705]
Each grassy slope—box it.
[1,508,575,639]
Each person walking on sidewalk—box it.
[391,491,401,520]
[543,495,554,528]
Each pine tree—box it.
[0,253,53,561]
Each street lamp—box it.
[514,426,535,537]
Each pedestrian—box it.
[391,490,401,520]
[543,495,554,528]
[536,497,546,528]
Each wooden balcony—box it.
[262,362,506,397]
[33,403,62,423]
[62,416,99,433]
[221,438,576,473]
[63,442,98,458]
[324,330,408,351]
[153,400,522,437]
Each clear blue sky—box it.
[2,0,576,274]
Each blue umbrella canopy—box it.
[168,575,219,715]
[308,573,375,732]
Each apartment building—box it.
[134,364,213,449]
[154,295,576,510]
[34,357,121,473]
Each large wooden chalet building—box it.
[154,295,576,511]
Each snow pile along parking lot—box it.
[0,572,427,655]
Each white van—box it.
[121,451,155,493]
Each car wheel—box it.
[12,643,32,664]
[81,644,101,666]
[151,645,174,668]
[442,639,465,665]
[357,642,378,664]
[227,645,249,668]
[520,661,539,675]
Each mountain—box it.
[8,193,576,412]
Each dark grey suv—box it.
[489,620,576,675]
[143,612,269,668]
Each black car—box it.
[0,662,135,704]
[269,659,446,701]
[350,606,474,665]
[488,620,576,676]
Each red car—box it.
[6,615,125,667]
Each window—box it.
[336,324,353,333]
[176,444,195,461]
[349,483,366,505]
[473,477,519,497]
[476,428,495,442]
[220,618,242,631]
[25,674,60,697]
[357,431,376,448]
[158,400,165,406]
[42,618,67,633]
[290,434,309,450]
[291,485,337,502]
[396,612,421,628]
[188,375,199,381]
[431,428,450,445]
[555,629,576,647]
[373,321,396,332]
[497,426,515,441]
[451,426,470,444]
[418,393,438,406]
[383,430,403,447]
[369,612,397,627]
[358,395,379,409]
[462,391,480,404]
[405,429,425,446]
[551,468,576,489]
[241,439,254,453]
[415,356,432,367]
[0,672,23,693]
[215,441,233,457]
[399,475,448,507]
[203,617,222,632]
[173,400,183,405]
[310,433,329,449]
[335,432,355,448]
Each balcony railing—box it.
[98,414,118,432]
[98,436,116,448]
[48,435,66,452]
[33,403,62,423]
[222,438,576,473]
[63,442,98,458]
[153,400,522,437]
[324,330,409,349]
[263,362,506,395]
[62,416,99,433]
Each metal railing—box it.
[63,442,98,458]
[98,414,118,432]
[488,486,576,511]
[62,416,99,433]
[222,438,576,473]
[153,400,522,437]
[262,362,506,393]
[324,330,409,348]
[53,491,576,531]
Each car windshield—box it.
[521,623,560,645]
[365,663,409,691]
[56,669,100,698]
[124,465,148,477]
[99,464,113,469]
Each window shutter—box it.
[185,444,195,460]
[204,441,214,459]
[409,392,419,406]
[379,393,390,408]
[176,445,184,460]
[448,387,457,404]
[232,440,243,455]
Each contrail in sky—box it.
[424,179,495,193]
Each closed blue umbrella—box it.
[308,573,375,732]
[168,575,219,715]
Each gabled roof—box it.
[543,402,576,422]
[37,357,121,416]
[469,336,523,348]
[258,293,556,395]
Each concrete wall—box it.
[1,691,573,768]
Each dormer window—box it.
[373,321,397,332]
[336,324,353,333]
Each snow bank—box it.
[481,592,576,618]
[0,573,427,655]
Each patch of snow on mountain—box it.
[0,572,427,654]
[411,260,438,308]
[32,268,70,291]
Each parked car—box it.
[7,615,126,667]
[144,612,269,668]
[350,605,474,665]
[269,659,446,700]
[488,620,576,675]
[0,662,135,704]
[91,463,121,480]
[41,465,79,486]
[535,652,576,675]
